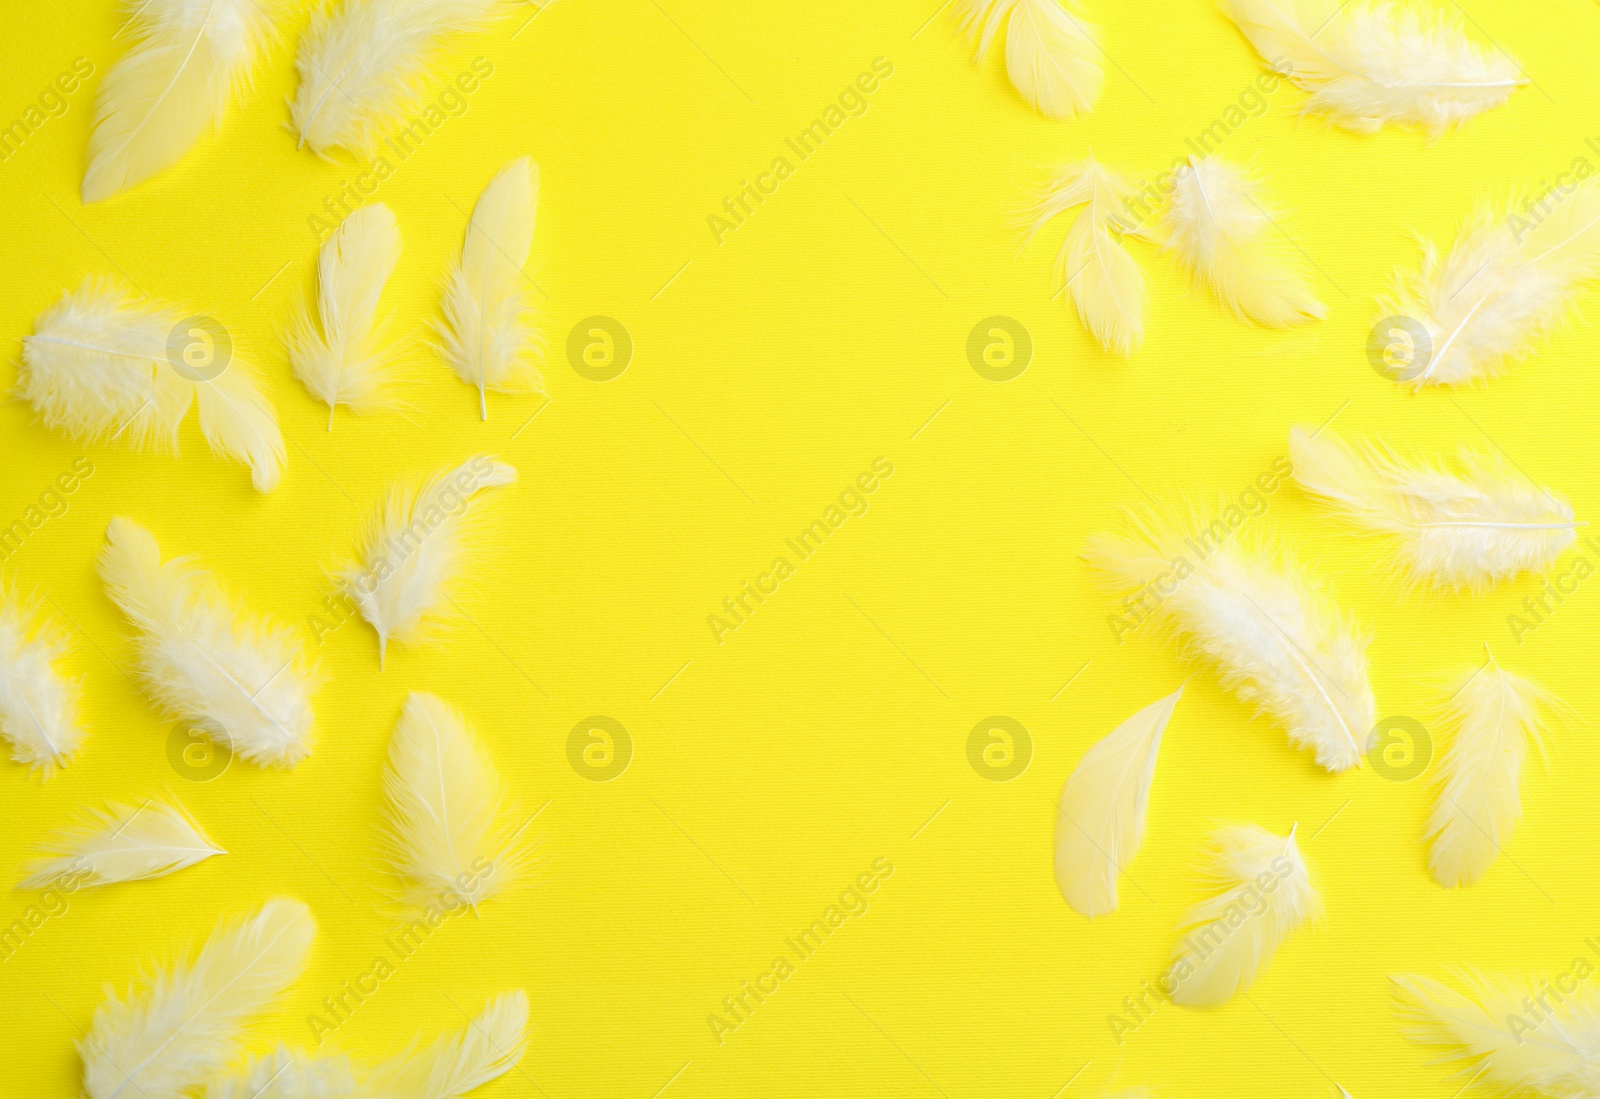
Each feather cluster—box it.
[0,587,86,776]
[957,0,1102,119]
[21,797,224,890]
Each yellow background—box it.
[5,1,1600,1096]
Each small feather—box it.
[957,0,1102,118]
[0,587,86,775]
[21,797,224,890]
[204,1046,358,1099]
[367,990,529,1099]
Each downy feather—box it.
[1085,505,1374,772]
[367,990,529,1099]
[21,797,224,890]
[204,1046,358,1099]
[286,203,404,428]
[957,0,1102,119]
[19,278,285,491]
[437,158,544,420]
[1166,823,1317,1006]
[1289,425,1578,592]
[80,897,315,1099]
[83,0,284,201]
[1217,0,1522,135]
[1164,157,1324,327]
[99,518,316,767]
[0,587,86,775]
[1054,685,1183,918]
[338,455,516,664]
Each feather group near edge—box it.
[0,587,86,776]
[957,0,1102,119]
[21,797,224,890]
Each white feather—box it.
[286,204,404,429]
[1165,823,1318,1006]
[437,158,544,420]
[19,278,285,492]
[338,455,516,665]
[957,0,1101,119]
[83,0,284,201]
[1290,426,1579,592]
[0,587,86,776]
[20,797,224,890]
[204,1046,358,1099]
[1218,0,1522,135]
[98,518,317,767]
[1054,685,1183,918]
[1164,157,1324,327]
[80,897,315,1099]
[1084,505,1374,772]
[367,990,529,1099]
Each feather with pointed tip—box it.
[19,278,285,491]
[204,1046,358,1099]
[1054,685,1183,917]
[957,0,1101,119]
[1164,157,1324,327]
[80,897,314,1099]
[1166,824,1317,1006]
[83,0,284,202]
[1084,504,1374,772]
[1218,0,1522,135]
[1290,425,1578,591]
[99,518,316,767]
[368,991,529,1099]
[338,455,516,664]
[0,587,86,776]
[20,797,224,891]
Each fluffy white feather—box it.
[21,797,224,890]
[0,587,86,775]
[1164,157,1324,327]
[286,203,403,429]
[292,0,512,157]
[1085,505,1374,772]
[957,0,1101,118]
[83,0,284,201]
[204,1046,358,1099]
[368,991,529,1099]
[80,897,314,1099]
[338,455,516,664]
[1054,685,1183,918]
[437,158,543,420]
[99,518,316,767]
[19,278,285,491]
[1165,823,1317,1006]
[1218,0,1522,135]
[1290,426,1578,592]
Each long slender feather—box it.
[0,587,86,776]
[367,990,529,1099]
[21,797,223,890]
[957,0,1101,118]
[204,1046,359,1099]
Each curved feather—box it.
[957,0,1101,118]
[368,990,529,1099]
[0,587,86,776]
[191,352,284,493]
[1054,685,1183,917]
[204,1046,358,1099]
[21,797,224,890]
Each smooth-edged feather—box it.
[80,897,315,1099]
[18,278,285,492]
[1084,504,1374,772]
[367,990,529,1099]
[286,203,404,428]
[0,587,86,775]
[338,455,516,664]
[437,158,544,420]
[1164,157,1324,327]
[1384,177,1600,387]
[83,0,284,201]
[1290,425,1578,591]
[1166,824,1317,1006]
[292,0,512,157]
[1054,685,1183,918]
[957,0,1102,119]
[204,1046,359,1099]
[1217,0,1522,135]
[20,797,224,891]
[99,518,316,767]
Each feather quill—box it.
[80,897,314,1099]
[204,1046,358,1099]
[1217,0,1522,135]
[1084,505,1374,772]
[83,0,284,201]
[21,797,224,890]
[437,158,543,420]
[368,990,529,1099]
[1054,685,1183,918]
[957,0,1101,119]
[1165,823,1317,1006]
[1164,157,1324,327]
[0,587,86,775]
[1290,425,1578,591]
[99,518,316,767]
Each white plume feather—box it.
[1165,823,1318,1006]
[98,518,316,767]
[1217,0,1522,135]
[368,990,529,1099]
[0,587,86,776]
[80,897,315,1099]
[338,455,516,665]
[437,158,544,420]
[83,0,284,201]
[1084,505,1374,772]
[204,1046,358,1099]
[1290,425,1578,592]
[21,797,224,891]
[1054,685,1183,918]
[1164,157,1324,327]
[957,0,1101,118]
